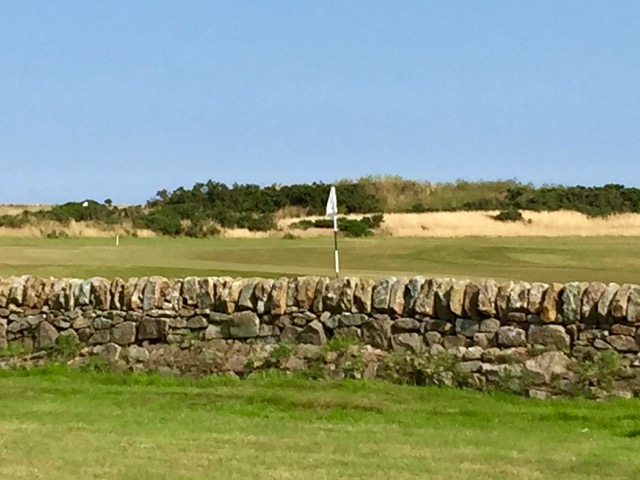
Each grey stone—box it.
[528,325,570,351]
[414,279,436,316]
[495,282,513,319]
[465,346,483,361]
[434,279,454,320]
[187,316,208,329]
[111,321,136,345]
[497,326,526,347]
[237,279,257,311]
[72,316,91,330]
[508,282,530,312]
[479,318,500,333]
[297,320,326,346]
[459,360,482,373]
[477,279,498,317]
[581,282,607,321]
[388,278,407,315]
[354,278,375,313]
[280,325,303,344]
[92,317,112,330]
[473,332,495,349]
[334,326,361,340]
[627,286,640,323]
[597,283,619,320]
[527,283,548,314]
[607,335,638,352]
[0,318,6,349]
[424,331,442,346]
[88,329,110,345]
[321,314,340,330]
[138,317,169,340]
[362,317,392,349]
[34,321,58,349]
[372,277,396,312]
[338,313,367,327]
[99,343,122,362]
[404,276,425,315]
[393,318,421,332]
[442,335,466,349]
[455,318,479,337]
[392,333,423,353]
[127,345,149,363]
[524,351,571,383]
[561,282,588,324]
[463,282,481,320]
[204,323,227,340]
[229,311,260,338]
[611,284,633,319]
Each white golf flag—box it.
[325,186,337,217]
[82,201,89,207]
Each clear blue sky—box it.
[1,1,639,204]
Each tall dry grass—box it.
[379,211,640,237]
[0,219,155,238]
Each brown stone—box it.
[540,282,563,323]
[362,317,392,349]
[463,282,481,320]
[296,276,319,310]
[449,280,469,317]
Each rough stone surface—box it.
[540,283,563,323]
[627,286,640,324]
[297,320,327,346]
[269,278,288,315]
[525,351,571,383]
[611,284,633,319]
[581,282,607,322]
[392,333,423,353]
[372,277,396,312]
[527,283,548,315]
[35,321,58,349]
[477,279,498,317]
[528,325,570,351]
[111,321,137,345]
[138,318,169,340]
[449,280,469,317]
[413,279,436,316]
[508,282,530,312]
[229,312,260,339]
[404,276,425,315]
[497,326,527,347]
[562,282,588,324]
[434,279,454,320]
[362,317,392,349]
[455,318,480,337]
[354,278,375,313]
[597,283,619,321]
[388,278,407,316]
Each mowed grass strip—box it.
[1,368,640,479]
[1,236,640,283]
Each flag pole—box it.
[332,212,339,278]
[326,186,339,278]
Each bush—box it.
[492,208,524,222]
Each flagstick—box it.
[333,214,339,278]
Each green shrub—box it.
[492,208,524,222]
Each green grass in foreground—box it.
[1,236,640,283]
[1,367,640,479]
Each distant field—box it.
[1,368,639,480]
[1,236,640,283]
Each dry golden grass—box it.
[378,211,640,237]
[0,219,155,238]
[0,204,50,216]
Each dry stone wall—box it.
[2,275,640,398]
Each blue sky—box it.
[1,1,639,204]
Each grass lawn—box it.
[1,236,640,283]
[0,367,639,479]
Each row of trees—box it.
[3,180,640,237]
